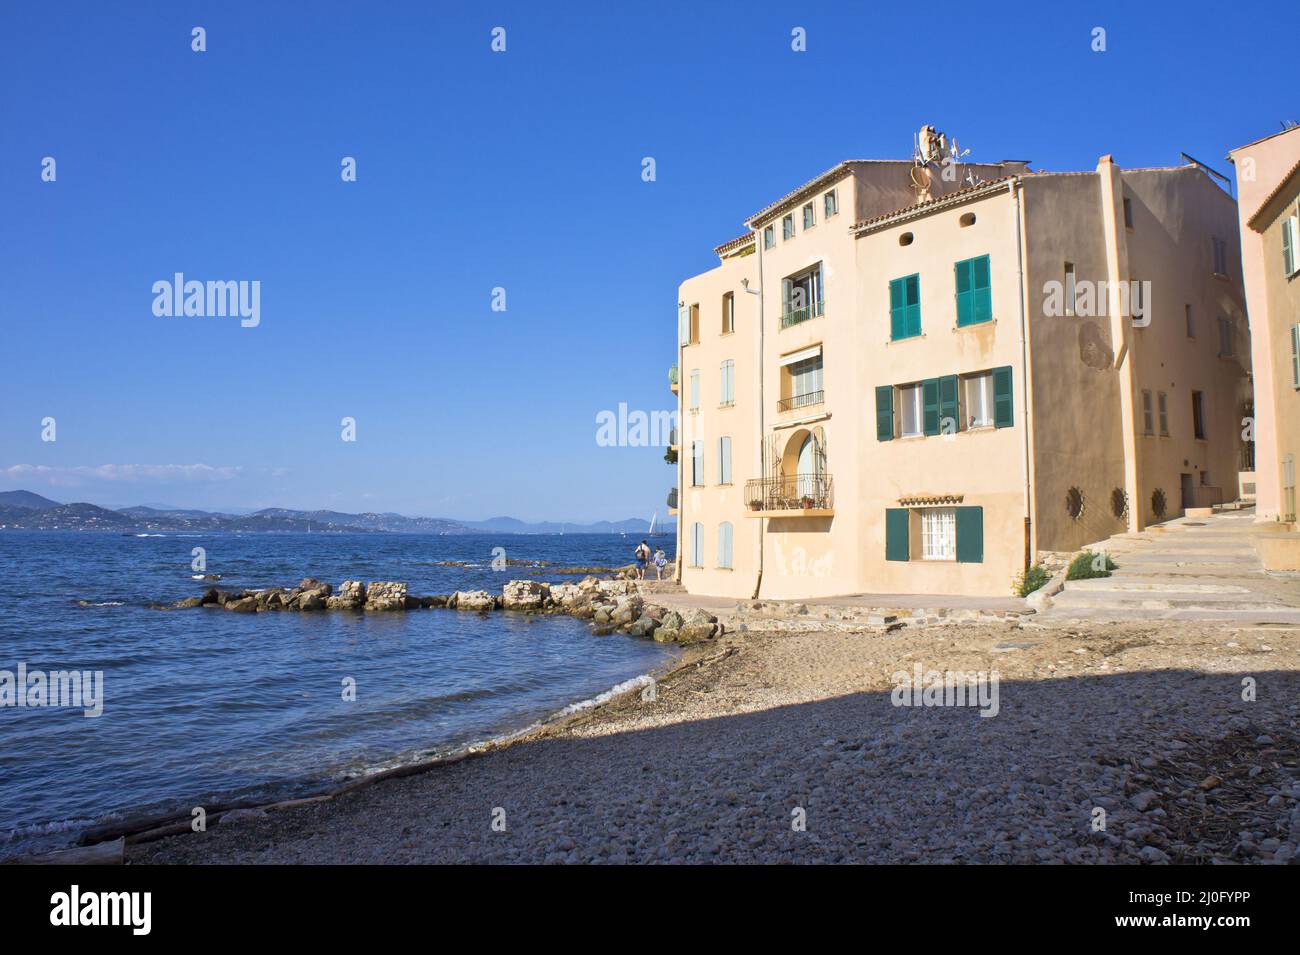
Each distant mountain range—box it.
[0,490,674,536]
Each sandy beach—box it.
[131,615,1300,864]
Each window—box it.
[1212,236,1228,276]
[921,508,957,560]
[802,203,815,230]
[763,225,775,250]
[1158,392,1169,436]
[1064,263,1076,316]
[1142,390,1154,434]
[781,264,824,327]
[1122,197,1133,229]
[717,522,733,569]
[690,523,703,568]
[1292,324,1300,388]
[886,506,983,562]
[690,441,704,486]
[1192,391,1206,440]
[677,303,699,345]
[689,369,700,411]
[1284,215,1299,276]
[823,189,838,219]
[720,360,734,406]
[717,437,732,485]
[963,372,994,429]
[781,352,824,410]
[1185,304,1194,339]
[889,274,921,340]
[899,383,924,437]
[1218,317,1233,357]
[782,214,794,241]
[722,291,735,334]
[955,255,992,326]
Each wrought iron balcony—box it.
[744,474,834,516]
[779,298,824,329]
[777,390,824,413]
[666,487,678,510]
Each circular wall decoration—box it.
[1065,487,1084,521]
[1110,488,1128,520]
[1151,488,1167,518]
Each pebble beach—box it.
[132,615,1300,864]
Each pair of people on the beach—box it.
[635,540,668,581]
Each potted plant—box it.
[749,499,763,511]
[801,495,815,509]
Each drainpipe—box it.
[1009,179,1034,567]
[675,301,684,584]
[750,229,766,599]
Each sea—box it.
[0,531,678,858]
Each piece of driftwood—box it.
[10,837,124,865]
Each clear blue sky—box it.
[1,1,1296,520]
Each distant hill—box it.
[0,490,62,510]
[0,490,674,535]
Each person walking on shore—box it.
[652,547,668,581]
[633,540,651,580]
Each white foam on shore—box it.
[550,675,654,720]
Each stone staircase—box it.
[1040,508,1300,624]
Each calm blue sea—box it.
[0,531,677,857]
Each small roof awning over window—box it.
[898,494,964,507]
[779,344,822,367]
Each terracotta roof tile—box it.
[713,232,755,255]
[849,177,1012,233]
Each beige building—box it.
[1228,126,1300,524]
[672,130,1251,598]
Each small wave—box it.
[72,600,125,607]
[550,675,654,720]
[134,534,165,538]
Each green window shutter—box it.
[992,365,1014,428]
[1285,219,1296,275]
[922,378,941,436]
[955,506,983,563]
[972,255,992,324]
[906,275,921,337]
[889,278,905,340]
[885,508,910,561]
[875,385,894,441]
[939,375,959,433]
[955,258,972,326]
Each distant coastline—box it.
[0,489,675,536]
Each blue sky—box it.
[1,1,1296,521]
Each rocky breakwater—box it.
[155,575,720,646]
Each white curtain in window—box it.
[900,384,923,436]
[921,508,956,560]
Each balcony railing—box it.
[744,474,834,515]
[668,426,678,447]
[668,363,679,386]
[780,298,824,329]
[777,390,824,413]
[666,487,678,510]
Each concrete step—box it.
[1117,552,1259,565]
[1040,606,1300,623]
[1051,591,1289,611]
[1063,579,1252,594]
[1111,565,1265,578]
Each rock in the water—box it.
[365,581,408,611]
[298,578,333,595]
[199,588,221,606]
[224,595,259,613]
[171,596,203,609]
[549,583,584,608]
[421,595,449,608]
[652,627,681,643]
[453,590,497,612]
[628,614,658,638]
[297,589,327,611]
[502,579,549,611]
